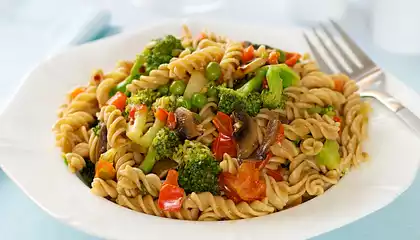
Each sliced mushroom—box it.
[256,119,281,159]
[98,123,108,155]
[232,110,259,159]
[175,107,200,139]
[151,158,179,179]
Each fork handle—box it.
[362,90,420,136]
[396,107,420,136]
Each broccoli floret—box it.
[175,140,221,195]
[126,89,160,110]
[153,127,181,159]
[261,64,299,109]
[218,67,267,116]
[143,35,183,74]
[139,127,181,173]
[152,95,177,112]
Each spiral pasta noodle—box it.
[284,118,340,140]
[219,153,239,174]
[220,41,243,85]
[183,192,275,220]
[300,138,323,156]
[98,105,127,149]
[91,178,118,199]
[97,78,118,107]
[196,98,218,145]
[65,86,99,116]
[263,173,289,210]
[117,165,162,197]
[65,152,86,173]
[168,46,224,79]
[127,63,170,92]
[117,194,199,220]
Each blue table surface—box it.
[2,1,420,239]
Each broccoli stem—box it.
[109,55,146,96]
[137,118,166,149]
[266,65,283,95]
[139,146,157,173]
[237,67,268,94]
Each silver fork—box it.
[304,20,420,136]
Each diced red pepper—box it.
[212,133,237,161]
[242,45,255,63]
[167,112,176,130]
[158,170,185,212]
[95,160,116,180]
[285,52,301,67]
[265,169,284,182]
[155,108,168,122]
[255,152,273,170]
[333,116,341,123]
[268,51,279,65]
[212,112,234,136]
[333,78,345,93]
[106,91,127,111]
[276,123,285,143]
[70,87,86,99]
[219,162,266,203]
[129,104,147,120]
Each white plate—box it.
[1,18,420,240]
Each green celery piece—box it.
[316,140,340,170]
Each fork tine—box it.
[320,23,360,72]
[303,33,333,74]
[330,19,375,67]
[311,27,349,75]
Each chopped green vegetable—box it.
[126,89,160,108]
[126,107,148,144]
[153,95,177,112]
[143,35,183,74]
[158,85,170,96]
[191,92,208,109]
[276,63,300,88]
[176,96,192,110]
[308,105,335,116]
[110,54,146,96]
[62,154,68,165]
[175,140,221,195]
[137,117,166,149]
[205,62,221,81]
[218,67,266,116]
[138,127,181,174]
[316,139,340,170]
[153,127,181,160]
[277,50,286,63]
[261,65,284,109]
[206,86,218,98]
[169,80,187,96]
[91,123,101,136]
